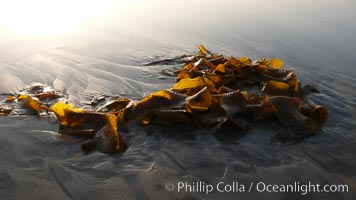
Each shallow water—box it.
[1,0,356,199]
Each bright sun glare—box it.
[0,0,127,36]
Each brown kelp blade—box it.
[50,102,107,127]
[269,97,308,139]
[186,87,212,112]
[269,96,305,127]
[132,89,186,125]
[5,95,16,102]
[36,91,62,100]
[98,97,131,112]
[81,114,126,154]
[51,102,85,126]
[133,89,186,114]
[18,94,47,113]
[143,55,194,66]
[172,77,216,94]
[193,58,216,70]
[262,80,292,96]
[304,105,328,133]
[51,102,126,153]
[218,90,246,117]
[0,105,12,116]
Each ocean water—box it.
[0,0,356,199]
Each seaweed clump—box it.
[0,45,328,154]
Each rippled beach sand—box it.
[1,0,356,199]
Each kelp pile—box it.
[0,45,328,154]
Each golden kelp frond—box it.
[6,95,16,102]
[228,56,239,68]
[172,77,206,91]
[176,71,204,81]
[182,63,194,71]
[51,102,84,126]
[50,101,126,153]
[133,89,186,113]
[238,57,252,66]
[101,114,122,153]
[205,73,224,86]
[262,80,291,96]
[214,64,226,74]
[18,94,47,113]
[186,87,212,112]
[176,71,191,81]
[172,77,216,93]
[199,44,208,56]
[269,58,284,69]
